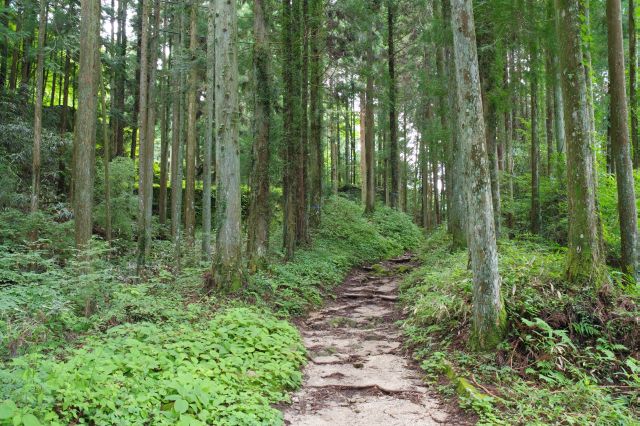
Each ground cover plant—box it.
[400,229,640,425]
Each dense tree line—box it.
[1,0,640,349]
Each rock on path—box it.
[282,256,472,426]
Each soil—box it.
[281,255,475,425]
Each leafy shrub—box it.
[94,156,138,239]
[248,196,423,315]
[400,228,640,424]
[0,307,305,426]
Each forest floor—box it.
[281,254,474,425]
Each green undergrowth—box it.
[0,307,305,425]
[0,195,421,425]
[400,228,640,425]
[247,195,423,315]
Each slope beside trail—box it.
[282,255,474,425]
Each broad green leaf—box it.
[0,401,17,420]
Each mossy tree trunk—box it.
[529,18,541,235]
[202,2,214,260]
[247,0,271,271]
[606,0,639,280]
[308,0,324,227]
[630,0,638,168]
[450,0,505,350]
[555,0,606,286]
[211,0,242,291]
[443,0,465,249]
[388,0,399,210]
[73,0,100,249]
[31,0,46,221]
[184,0,198,246]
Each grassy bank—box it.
[400,229,640,425]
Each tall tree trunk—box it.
[60,50,71,133]
[308,0,323,227]
[545,47,554,177]
[443,0,465,248]
[552,53,565,157]
[201,4,214,259]
[247,0,272,271]
[49,52,57,107]
[0,0,9,90]
[135,0,150,268]
[343,94,350,186]
[282,0,298,259]
[631,0,639,168]
[330,84,338,194]
[530,37,541,234]
[184,0,198,246]
[130,1,142,159]
[421,134,430,228]
[114,0,127,156]
[388,0,399,209]
[296,0,309,245]
[363,1,377,214]
[170,6,184,249]
[607,0,639,279]
[8,12,20,91]
[158,44,169,226]
[74,0,100,249]
[100,79,112,243]
[31,0,47,219]
[450,0,504,350]
[360,91,366,203]
[136,0,159,269]
[364,84,375,213]
[212,0,242,291]
[556,0,606,286]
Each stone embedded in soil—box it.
[285,395,447,426]
[305,354,428,393]
[282,258,468,425]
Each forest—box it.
[0,0,639,424]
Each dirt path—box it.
[282,255,473,426]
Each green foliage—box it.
[0,307,305,425]
[0,113,70,207]
[94,156,138,239]
[504,167,640,263]
[248,196,423,315]
[401,228,640,424]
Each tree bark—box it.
[296,0,309,245]
[442,0,465,248]
[607,0,639,279]
[545,47,554,177]
[282,0,299,259]
[0,0,9,89]
[184,0,198,246]
[308,0,323,227]
[201,4,214,259]
[388,0,399,209]
[73,0,100,249]
[556,0,606,286]
[247,0,271,271]
[530,37,541,234]
[31,0,47,219]
[136,0,159,269]
[114,0,127,156]
[212,0,242,291]
[360,91,366,204]
[100,79,112,243]
[631,0,639,168]
[159,41,169,226]
[130,0,142,159]
[450,0,504,350]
